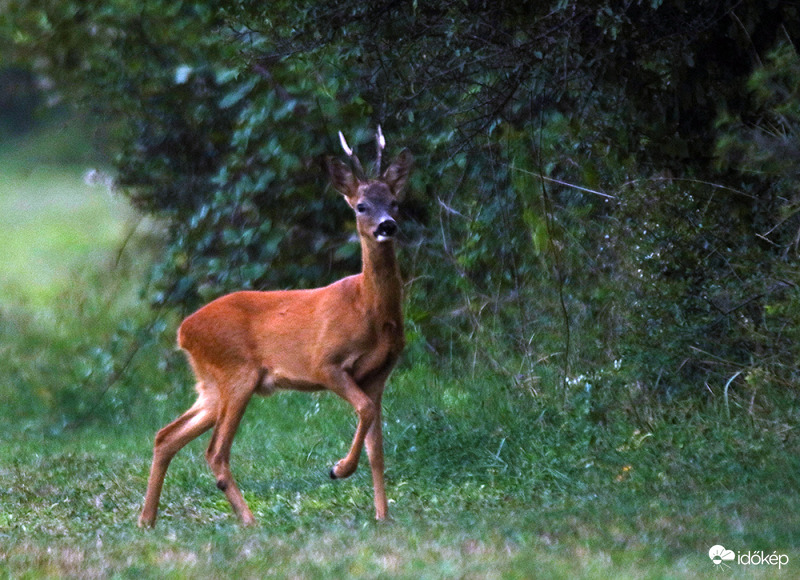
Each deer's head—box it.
[327,129,413,244]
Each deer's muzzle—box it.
[374,219,398,241]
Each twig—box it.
[688,345,747,369]
[508,164,615,199]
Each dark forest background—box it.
[3,0,800,412]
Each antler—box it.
[338,131,365,179]
[375,125,385,176]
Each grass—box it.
[1,122,799,578]
[0,121,137,307]
[1,369,798,578]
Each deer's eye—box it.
[356,203,367,213]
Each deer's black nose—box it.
[375,219,398,239]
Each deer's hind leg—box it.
[139,383,218,527]
[204,368,259,526]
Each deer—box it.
[138,128,412,527]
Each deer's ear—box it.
[382,149,413,199]
[326,157,358,200]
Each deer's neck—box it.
[360,239,403,320]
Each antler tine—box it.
[338,130,353,157]
[375,125,385,176]
[338,130,365,179]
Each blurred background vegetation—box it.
[1,0,799,441]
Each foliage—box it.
[4,0,800,397]
[717,42,800,256]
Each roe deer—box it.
[139,129,412,526]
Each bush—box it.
[4,0,800,411]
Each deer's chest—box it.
[349,319,404,384]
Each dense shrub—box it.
[4,0,800,403]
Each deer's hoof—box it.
[329,466,338,480]
[137,516,155,529]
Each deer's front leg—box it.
[325,369,376,480]
[364,390,388,520]
[361,365,395,521]
[336,366,393,520]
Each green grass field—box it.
[0,123,136,306]
[0,124,797,578]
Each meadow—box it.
[0,124,798,578]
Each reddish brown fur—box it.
[138,147,413,527]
